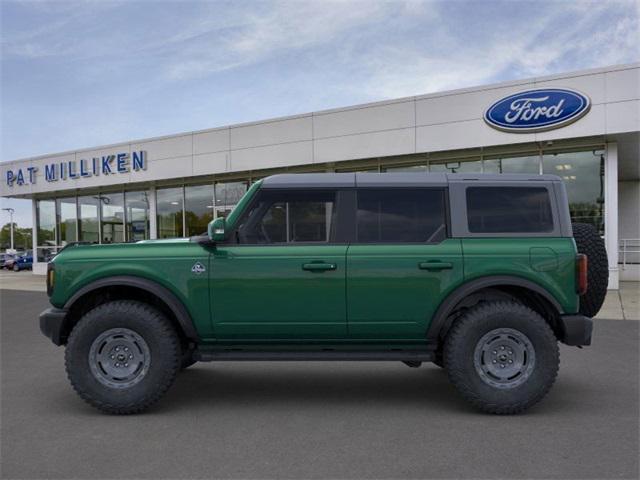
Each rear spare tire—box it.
[572,223,608,317]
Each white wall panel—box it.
[606,100,640,134]
[416,120,535,152]
[314,128,415,163]
[314,101,414,139]
[193,152,229,176]
[416,85,530,126]
[606,68,640,103]
[131,134,192,161]
[231,141,313,171]
[133,156,193,182]
[230,116,312,150]
[536,104,607,142]
[193,128,229,155]
[534,73,606,105]
[619,181,640,240]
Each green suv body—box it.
[40,173,604,414]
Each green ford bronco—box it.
[40,173,608,414]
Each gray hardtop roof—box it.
[261,172,562,188]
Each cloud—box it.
[4,0,637,92]
[352,0,639,99]
[164,1,404,80]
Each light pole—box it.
[2,207,15,251]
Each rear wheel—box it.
[572,223,608,317]
[65,300,181,414]
[13,264,19,272]
[444,301,559,414]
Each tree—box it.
[1,223,32,251]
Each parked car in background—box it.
[1,253,16,269]
[12,252,33,271]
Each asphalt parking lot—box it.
[1,289,638,479]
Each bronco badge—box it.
[191,262,206,275]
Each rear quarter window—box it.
[466,186,554,233]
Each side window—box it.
[237,190,337,244]
[466,187,554,233]
[356,189,447,243]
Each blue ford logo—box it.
[484,88,590,133]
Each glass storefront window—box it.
[214,181,247,218]
[100,193,124,244]
[78,195,100,243]
[543,151,604,233]
[125,191,150,242]
[430,159,482,173]
[36,200,56,261]
[157,187,184,238]
[336,166,380,173]
[483,155,540,174]
[56,197,77,246]
[384,165,428,173]
[185,184,214,237]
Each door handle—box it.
[418,261,453,271]
[302,262,337,272]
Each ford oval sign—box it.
[484,88,591,133]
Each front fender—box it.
[62,275,199,341]
[49,242,212,337]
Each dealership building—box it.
[1,63,638,287]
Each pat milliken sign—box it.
[5,151,147,187]
[484,88,591,133]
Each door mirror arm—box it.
[191,234,216,246]
[207,217,227,243]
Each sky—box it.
[1,0,639,228]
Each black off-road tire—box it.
[444,301,559,414]
[65,300,181,414]
[572,223,608,318]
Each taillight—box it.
[576,254,588,295]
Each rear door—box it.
[210,188,348,339]
[346,188,463,340]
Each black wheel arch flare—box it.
[64,275,200,342]
[426,275,565,342]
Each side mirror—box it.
[208,217,226,242]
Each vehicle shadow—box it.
[159,363,473,414]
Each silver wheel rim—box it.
[473,328,536,389]
[88,328,151,389]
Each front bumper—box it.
[39,307,69,346]
[559,314,593,346]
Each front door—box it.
[346,188,463,340]
[210,188,347,340]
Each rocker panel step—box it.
[194,350,435,362]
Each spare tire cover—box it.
[572,223,609,317]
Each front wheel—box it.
[65,300,181,414]
[13,264,19,272]
[444,301,559,414]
